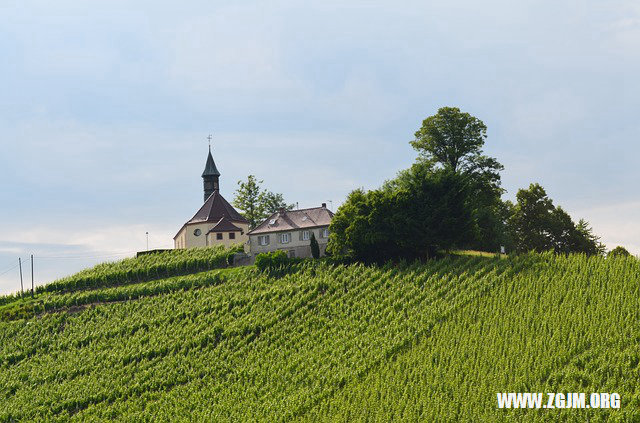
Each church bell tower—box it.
[202,146,220,202]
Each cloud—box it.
[166,5,298,99]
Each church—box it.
[174,147,250,249]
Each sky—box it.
[1,0,639,293]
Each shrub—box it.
[310,232,320,259]
[608,246,631,258]
[255,251,290,272]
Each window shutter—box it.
[299,231,303,241]
[266,235,270,245]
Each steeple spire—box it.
[202,136,221,202]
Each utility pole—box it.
[146,232,149,251]
[30,255,34,298]
[18,258,23,296]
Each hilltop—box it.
[0,248,639,421]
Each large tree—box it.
[327,167,473,262]
[410,106,502,176]
[508,183,604,255]
[233,175,293,229]
[410,107,506,252]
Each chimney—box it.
[278,207,286,214]
[321,203,327,208]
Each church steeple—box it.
[202,145,220,202]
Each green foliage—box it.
[508,183,605,255]
[255,250,290,272]
[262,191,294,216]
[233,175,264,229]
[0,247,237,304]
[0,254,639,421]
[328,168,472,262]
[233,175,293,229]
[410,107,507,252]
[609,246,631,257]
[310,232,320,259]
[410,106,489,173]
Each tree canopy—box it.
[409,107,506,252]
[508,183,604,255]
[327,166,472,262]
[328,107,604,262]
[608,246,631,258]
[410,107,502,176]
[233,175,293,229]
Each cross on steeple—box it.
[207,134,213,151]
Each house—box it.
[174,147,249,249]
[247,204,334,258]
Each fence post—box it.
[31,255,34,298]
[19,258,23,296]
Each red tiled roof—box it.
[248,206,334,235]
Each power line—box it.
[0,263,19,277]
[34,251,137,259]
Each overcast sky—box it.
[1,0,639,293]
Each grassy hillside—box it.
[0,251,638,421]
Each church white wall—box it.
[179,221,250,249]
[174,227,187,249]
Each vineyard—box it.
[0,251,639,421]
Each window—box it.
[216,233,223,240]
[302,230,310,241]
[321,228,329,238]
[280,233,291,244]
[229,232,236,240]
[258,235,270,246]
[193,228,201,236]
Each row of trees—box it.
[327,107,609,262]
[229,107,628,262]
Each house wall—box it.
[176,221,250,249]
[248,226,330,258]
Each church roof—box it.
[202,149,221,177]
[207,217,243,233]
[248,205,334,235]
[174,191,248,239]
[189,191,248,225]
